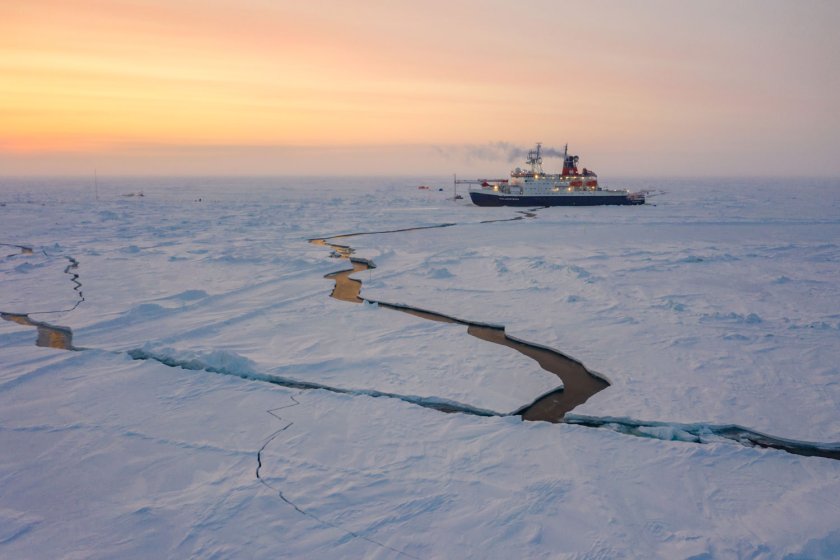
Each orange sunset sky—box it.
[2,0,839,176]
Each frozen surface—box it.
[355,179,840,441]
[2,176,840,558]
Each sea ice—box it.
[1,176,839,558]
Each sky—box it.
[2,0,839,176]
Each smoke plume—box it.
[435,142,567,164]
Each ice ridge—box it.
[127,347,504,418]
[565,414,840,460]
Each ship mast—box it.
[526,143,544,176]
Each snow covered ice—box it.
[2,176,840,558]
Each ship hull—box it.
[469,191,644,207]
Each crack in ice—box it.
[1,243,85,350]
[311,216,610,422]
[310,218,840,462]
[1,243,34,258]
[30,251,86,316]
[255,394,422,560]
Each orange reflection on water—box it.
[310,235,609,421]
[1,312,74,350]
[312,237,367,303]
[325,261,367,303]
